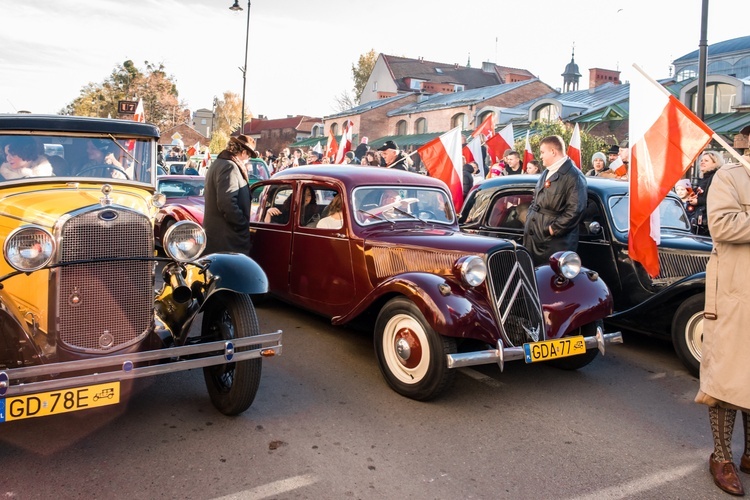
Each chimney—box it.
[419,56,424,63]
[481,61,495,73]
[454,63,459,69]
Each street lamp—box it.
[229,0,251,134]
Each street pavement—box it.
[0,298,737,499]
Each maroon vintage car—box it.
[248,166,622,400]
[155,175,205,247]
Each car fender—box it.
[0,290,47,365]
[333,272,500,344]
[198,253,269,302]
[535,266,614,339]
[610,272,705,320]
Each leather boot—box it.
[710,454,745,496]
[741,454,750,474]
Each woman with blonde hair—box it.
[689,150,724,236]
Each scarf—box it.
[218,150,249,182]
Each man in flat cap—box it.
[203,134,259,255]
[377,140,408,171]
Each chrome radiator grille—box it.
[654,251,710,285]
[57,207,154,352]
[486,249,545,347]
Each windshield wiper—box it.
[357,209,387,222]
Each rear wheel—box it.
[374,297,456,400]
[671,293,703,378]
[202,293,262,415]
[548,320,601,370]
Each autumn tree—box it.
[514,120,616,174]
[209,91,250,153]
[60,60,186,131]
[351,49,377,104]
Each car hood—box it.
[0,183,154,229]
[168,196,205,221]
[640,230,713,253]
[362,226,515,255]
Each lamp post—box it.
[229,0,251,134]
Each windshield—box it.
[157,177,205,198]
[609,194,691,232]
[352,186,455,225]
[0,134,154,184]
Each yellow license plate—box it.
[0,381,120,422]
[523,336,586,363]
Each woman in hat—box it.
[586,152,609,177]
[203,134,259,255]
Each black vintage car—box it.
[460,175,712,376]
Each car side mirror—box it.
[588,221,602,235]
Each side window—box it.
[302,186,342,229]
[256,185,293,225]
[488,194,533,229]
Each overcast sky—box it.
[1,0,746,120]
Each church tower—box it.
[561,46,582,92]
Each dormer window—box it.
[454,84,465,92]
[408,78,425,90]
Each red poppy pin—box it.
[544,180,551,189]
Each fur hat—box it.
[229,134,259,158]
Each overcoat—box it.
[522,158,587,266]
[203,153,251,255]
[699,163,750,411]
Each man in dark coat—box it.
[203,134,258,255]
[523,135,587,266]
[377,140,408,170]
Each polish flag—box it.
[326,128,339,160]
[464,136,485,178]
[628,64,713,277]
[485,123,514,164]
[567,123,581,169]
[199,149,211,176]
[312,141,323,154]
[471,114,495,140]
[523,130,534,172]
[133,98,145,123]
[187,141,200,157]
[608,157,627,177]
[418,127,464,210]
[334,120,353,163]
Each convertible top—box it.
[0,114,160,138]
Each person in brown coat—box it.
[203,135,258,255]
[695,160,750,496]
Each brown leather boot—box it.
[710,454,745,496]
[741,454,750,474]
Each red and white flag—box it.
[464,136,485,178]
[418,127,464,210]
[133,98,145,123]
[628,64,713,277]
[471,114,495,141]
[567,123,581,169]
[187,141,200,157]
[334,120,353,163]
[523,130,534,172]
[326,128,339,160]
[485,123,514,164]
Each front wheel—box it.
[548,320,602,370]
[374,297,456,401]
[671,293,704,378]
[202,293,262,415]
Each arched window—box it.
[475,111,495,129]
[534,104,559,122]
[414,118,427,134]
[688,83,736,114]
[396,120,407,136]
[735,56,750,79]
[330,123,338,136]
[676,65,698,82]
[451,113,467,130]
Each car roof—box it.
[0,114,160,138]
[272,165,448,191]
[157,175,205,181]
[475,174,631,195]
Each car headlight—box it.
[4,226,56,272]
[455,255,487,287]
[549,251,581,279]
[163,221,206,262]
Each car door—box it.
[248,181,295,299]
[288,182,355,315]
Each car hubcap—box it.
[686,312,704,361]
[394,328,422,369]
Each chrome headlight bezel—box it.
[163,221,206,263]
[4,225,56,272]
[455,255,487,288]
[550,251,581,279]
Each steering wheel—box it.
[76,164,131,180]
[417,210,436,220]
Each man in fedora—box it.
[377,140,408,170]
[203,134,259,255]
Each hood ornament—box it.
[100,184,113,206]
[523,323,541,342]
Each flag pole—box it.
[632,64,750,172]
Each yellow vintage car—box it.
[0,115,281,422]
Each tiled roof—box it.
[673,35,750,63]
[243,115,321,134]
[325,93,414,120]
